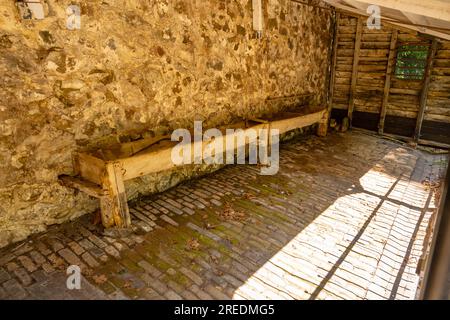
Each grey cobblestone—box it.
[164,290,183,300]
[29,250,47,266]
[82,252,100,268]
[17,255,37,273]
[58,249,84,269]
[0,132,446,300]
[137,260,162,278]
[0,267,11,284]
[2,279,28,299]
[14,267,33,286]
[160,214,179,227]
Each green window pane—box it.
[394,44,429,80]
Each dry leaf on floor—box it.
[83,268,93,276]
[186,238,200,251]
[243,192,256,200]
[209,255,219,264]
[92,274,108,284]
[219,203,247,222]
[215,270,224,276]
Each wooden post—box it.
[378,30,398,135]
[99,196,116,228]
[414,39,438,142]
[327,12,340,114]
[317,110,330,137]
[348,17,363,126]
[101,162,131,228]
[318,12,340,138]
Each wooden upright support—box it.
[317,111,330,137]
[319,12,340,138]
[378,30,398,135]
[414,39,438,142]
[102,162,131,228]
[348,17,363,126]
[328,12,340,114]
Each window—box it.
[394,44,430,80]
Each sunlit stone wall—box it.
[0,0,333,247]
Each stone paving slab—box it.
[0,131,448,300]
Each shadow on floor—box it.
[0,131,447,300]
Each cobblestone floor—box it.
[0,131,448,300]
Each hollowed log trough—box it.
[59,107,329,228]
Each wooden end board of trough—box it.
[74,152,106,186]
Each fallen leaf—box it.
[92,274,108,284]
[186,238,200,251]
[218,203,247,222]
[243,192,256,200]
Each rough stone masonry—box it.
[0,0,333,248]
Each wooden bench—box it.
[59,106,329,229]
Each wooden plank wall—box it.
[331,13,450,145]
[422,41,450,144]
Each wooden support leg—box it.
[317,111,330,137]
[101,162,131,228]
[99,196,116,228]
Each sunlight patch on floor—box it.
[233,154,433,300]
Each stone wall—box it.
[0,0,333,247]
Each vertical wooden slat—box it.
[318,12,340,138]
[327,12,340,113]
[348,17,363,125]
[378,30,398,135]
[414,39,438,142]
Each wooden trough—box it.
[59,106,329,229]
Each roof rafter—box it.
[323,0,450,41]
[354,0,450,23]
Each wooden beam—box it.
[328,12,340,113]
[348,17,363,125]
[418,139,450,150]
[100,135,171,160]
[353,127,450,149]
[402,11,430,27]
[414,39,439,142]
[316,13,340,138]
[270,110,326,135]
[318,12,340,138]
[378,29,398,134]
[116,109,327,181]
[323,0,450,41]
[354,0,450,23]
[421,160,450,300]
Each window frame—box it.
[393,42,431,81]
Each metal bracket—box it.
[16,0,45,20]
